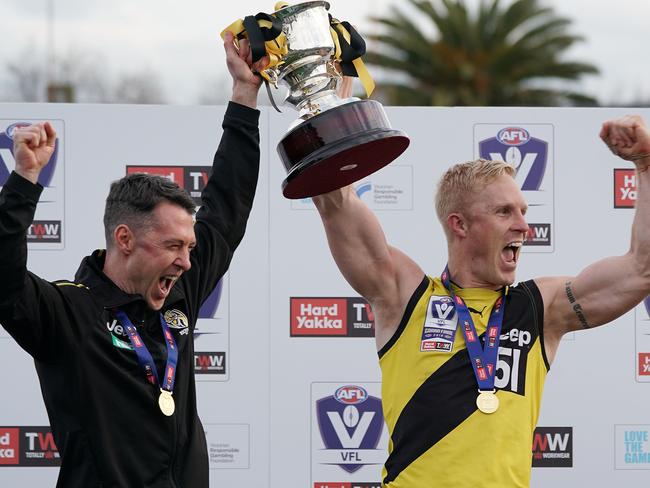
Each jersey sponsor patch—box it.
[111,335,134,351]
[164,309,189,335]
[420,295,458,352]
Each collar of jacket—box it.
[73,249,185,310]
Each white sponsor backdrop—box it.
[0,103,649,487]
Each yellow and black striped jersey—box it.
[379,276,549,487]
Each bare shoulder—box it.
[372,247,426,351]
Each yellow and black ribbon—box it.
[329,16,375,97]
[220,12,288,77]
[221,3,375,98]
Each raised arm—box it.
[187,33,267,305]
[538,115,650,362]
[313,186,423,346]
[0,122,67,360]
[313,80,423,346]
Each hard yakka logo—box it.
[126,165,211,206]
[290,297,375,337]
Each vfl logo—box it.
[164,309,189,335]
[0,122,59,187]
[431,296,455,322]
[316,385,384,473]
[198,280,223,319]
[479,127,547,191]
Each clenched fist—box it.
[13,122,57,184]
[600,115,650,170]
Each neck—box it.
[103,249,137,295]
[446,255,501,291]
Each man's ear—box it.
[113,224,135,255]
[447,213,468,238]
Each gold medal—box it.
[158,389,175,416]
[476,390,499,414]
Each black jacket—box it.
[0,102,260,487]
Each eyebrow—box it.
[163,238,196,247]
[490,202,528,212]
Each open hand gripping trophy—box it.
[222,1,410,199]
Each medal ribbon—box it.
[440,266,507,392]
[114,310,178,395]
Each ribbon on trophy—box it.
[221,1,374,112]
[328,16,375,97]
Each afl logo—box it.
[5,122,31,140]
[497,127,530,146]
[334,385,368,405]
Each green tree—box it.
[365,0,599,106]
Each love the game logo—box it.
[316,385,384,474]
[479,126,547,191]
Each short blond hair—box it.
[435,159,515,229]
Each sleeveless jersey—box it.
[378,276,549,487]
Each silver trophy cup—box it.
[265,1,410,198]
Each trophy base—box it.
[278,100,410,199]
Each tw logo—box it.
[352,302,374,322]
[527,225,548,240]
[24,431,57,456]
[532,427,572,467]
[533,431,570,452]
[194,352,226,374]
[26,220,62,243]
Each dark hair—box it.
[103,173,196,246]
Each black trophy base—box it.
[277,99,410,199]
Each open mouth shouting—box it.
[158,275,180,297]
[502,241,523,267]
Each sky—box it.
[1,0,649,105]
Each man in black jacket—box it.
[0,32,265,487]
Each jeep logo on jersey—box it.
[106,318,127,338]
[316,386,384,473]
[479,127,547,191]
[164,309,189,335]
[0,122,59,187]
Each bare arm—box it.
[313,186,424,346]
[312,77,423,348]
[539,115,650,362]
